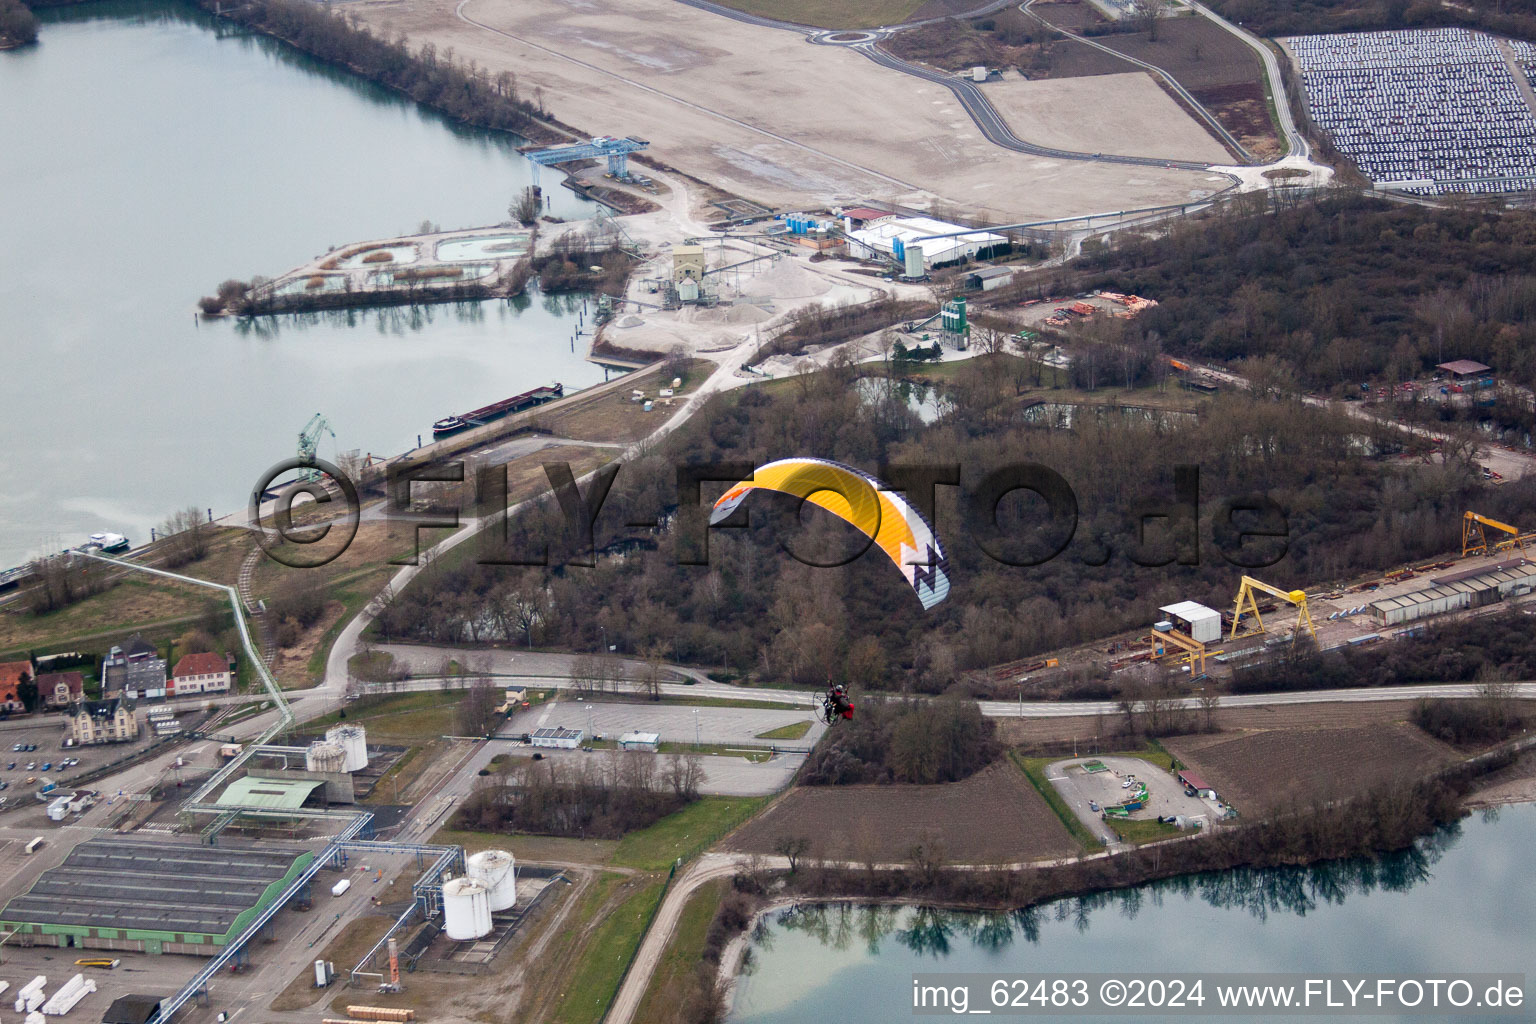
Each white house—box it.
[170,652,233,696]
[529,727,583,750]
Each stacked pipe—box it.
[345,1007,414,1022]
[0,981,11,998]
[14,977,46,1013]
[28,1012,48,1024]
[43,974,95,1016]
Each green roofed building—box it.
[218,775,327,810]
[0,837,313,955]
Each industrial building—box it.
[618,731,660,751]
[0,837,313,955]
[1157,602,1223,644]
[845,215,1006,271]
[1369,559,1536,625]
[530,727,583,749]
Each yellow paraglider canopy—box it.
[710,457,951,609]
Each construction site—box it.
[975,509,1536,695]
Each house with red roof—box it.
[36,671,84,708]
[171,652,233,695]
[0,660,33,712]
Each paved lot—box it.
[505,700,823,748]
[349,0,1224,222]
[495,744,805,796]
[983,72,1231,164]
[1045,755,1212,844]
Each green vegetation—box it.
[1106,817,1183,845]
[754,720,813,740]
[702,0,926,29]
[634,879,728,1024]
[612,796,769,871]
[550,874,666,1024]
[301,690,462,743]
[1009,751,1106,853]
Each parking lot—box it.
[1045,755,1213,844]
[0,717,168,819]
[1286,28,1536,194]
[504,701,823,749]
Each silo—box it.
[306,741,346,774]
[466,849,517,911]
[327,724,369,772]
[441,877,492,940]
[903,244,924,280]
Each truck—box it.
[332,879,352,898]
[35,781,58,801]
[218,743,242,760]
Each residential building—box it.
[0,660,33,712]
[36,671,84,708]
[102,634,167,700]
[69,697,140,745]
[171,652,233,695]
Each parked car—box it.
[24,776,36,784]
[6,761,14,770]
[25,762,35,771]
[26,743,36,751]
[0,781,9,790]
[41,762,52,772]
[10,744,19,753]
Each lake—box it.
[0,1,607,567]
[731,803,1535,1023]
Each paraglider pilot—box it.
[821,683,854,724]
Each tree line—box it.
[0,0,37,47]
[1052,192,1536,394]
[800,696,999,785]
[368,339,1520,692]
[1204,0,1536,41]
[451,748,704,838]
[190,0,560,142]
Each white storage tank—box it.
[466,849,517,911]
[306,741,346,774]
[903,244,924,280]
[326,724,369,772]
[442,877,492,940]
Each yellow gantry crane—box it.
[1462,511,1528,558]
[1230,576,1316,641]
[1148,626,1219,675]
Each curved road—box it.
[1018,0,1255,163]
[1187,0,1309,159]
[854,39,1218,170]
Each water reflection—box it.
[768,828,1452,955]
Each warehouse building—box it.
[1369,560,1536,625]
[846,215,1006,270]
[1158,601,1223,643]
[0,837,313,955]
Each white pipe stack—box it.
[28,1011,48,1024]
[0,981,12,998]
[15,978,46,1015]
[23,991,45,1014]
[42,975,94,1016]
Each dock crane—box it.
[297,414,334,482]
[1230,576,1316,641]
[1462,511,1528,558]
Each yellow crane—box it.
[1148,625,1219,675]
[1230,576,1316,641]
[1462,511,1527,558]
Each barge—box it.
[432,383,564,438]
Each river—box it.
[730,803,1535,1022]
[0,1,607,568]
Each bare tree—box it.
[907,830,947,888]
[158,505,211,568]
[773,835,811,873]
[1129,0,1166,40]
[640,641,670,701]
[455,679,502,737]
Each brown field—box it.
[725,761,1078,864]
[705,0,925,29]
[998,699,1430,746]
[1164,724,1458,815]
[1035,14,1279,156]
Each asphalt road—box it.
[1188,0,1309,159]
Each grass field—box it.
[612,795,770,870]
[549,873,667,1024]
[705,0,925,29]
[1010,751,1106,853]
[755,720,813,740]
[634,878,726,1022]
[1106,816,1183,844]
[301,690,462,744]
